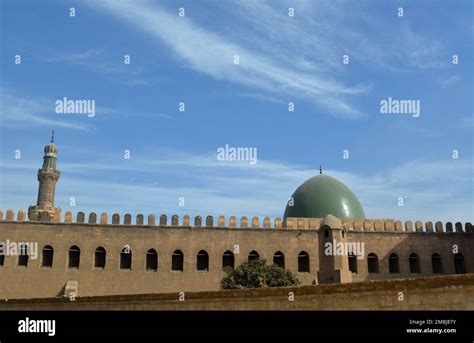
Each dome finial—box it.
[320,164,322,174]
[51,130,55,143]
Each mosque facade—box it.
[0,137,472,299]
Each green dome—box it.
[284,174,366,220]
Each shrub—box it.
[220,259,299,289]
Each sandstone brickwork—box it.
[0,212,472,300]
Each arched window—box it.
[367,253,378,273]
[454,253,466,274]
[94,247,106,269]
[120,247,132,270]
[18,244,28,267]
[42,245,54,267]
[68,245,80,268]
[0,243,4,266]
[248,250,260,262]
[298,251,310,272]
[273,251,285,268]
[172,249,184,271]
[146,249,158,271]
[222,250,234,269]
[389,253,399,273]
[196,250,209,271]
[409,253,420,273]
[324,229,329,238]
[431,253,443,274]
[348,253,357,273]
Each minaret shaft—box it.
[28,132,61,222]
[36,169,60,207]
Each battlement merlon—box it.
[0,209,472,233]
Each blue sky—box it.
[0,0,472,224]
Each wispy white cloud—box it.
[95,106,171,120]
[234,92,286,105]
[44,49,104,63]
[0,87,170,131]
[40,47,151,87]
[436,74,463,88]
[84,0,454,117]
[0,88,95,132]
[88,0,370,118]
[1,146,472,223]
[227,0,448,73]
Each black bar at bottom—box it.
[0,311,471,339]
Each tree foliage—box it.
[220,259,300,289]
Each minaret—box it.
[28,131,61,222]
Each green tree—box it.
[220,259,300,289]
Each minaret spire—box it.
[28,132,61,222]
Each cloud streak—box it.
[88,0,370,118]
[1,146,472,223]
[0,87,170,131]
[39,47,151,87]
[0,88,95,132]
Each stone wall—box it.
[0,221,319,299]
[347,231,473,282]
[1,274,472,310]
[0,211,472,300]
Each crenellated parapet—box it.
[336,218,473,233]
[0,209,472,233]
[0,209,285,230]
